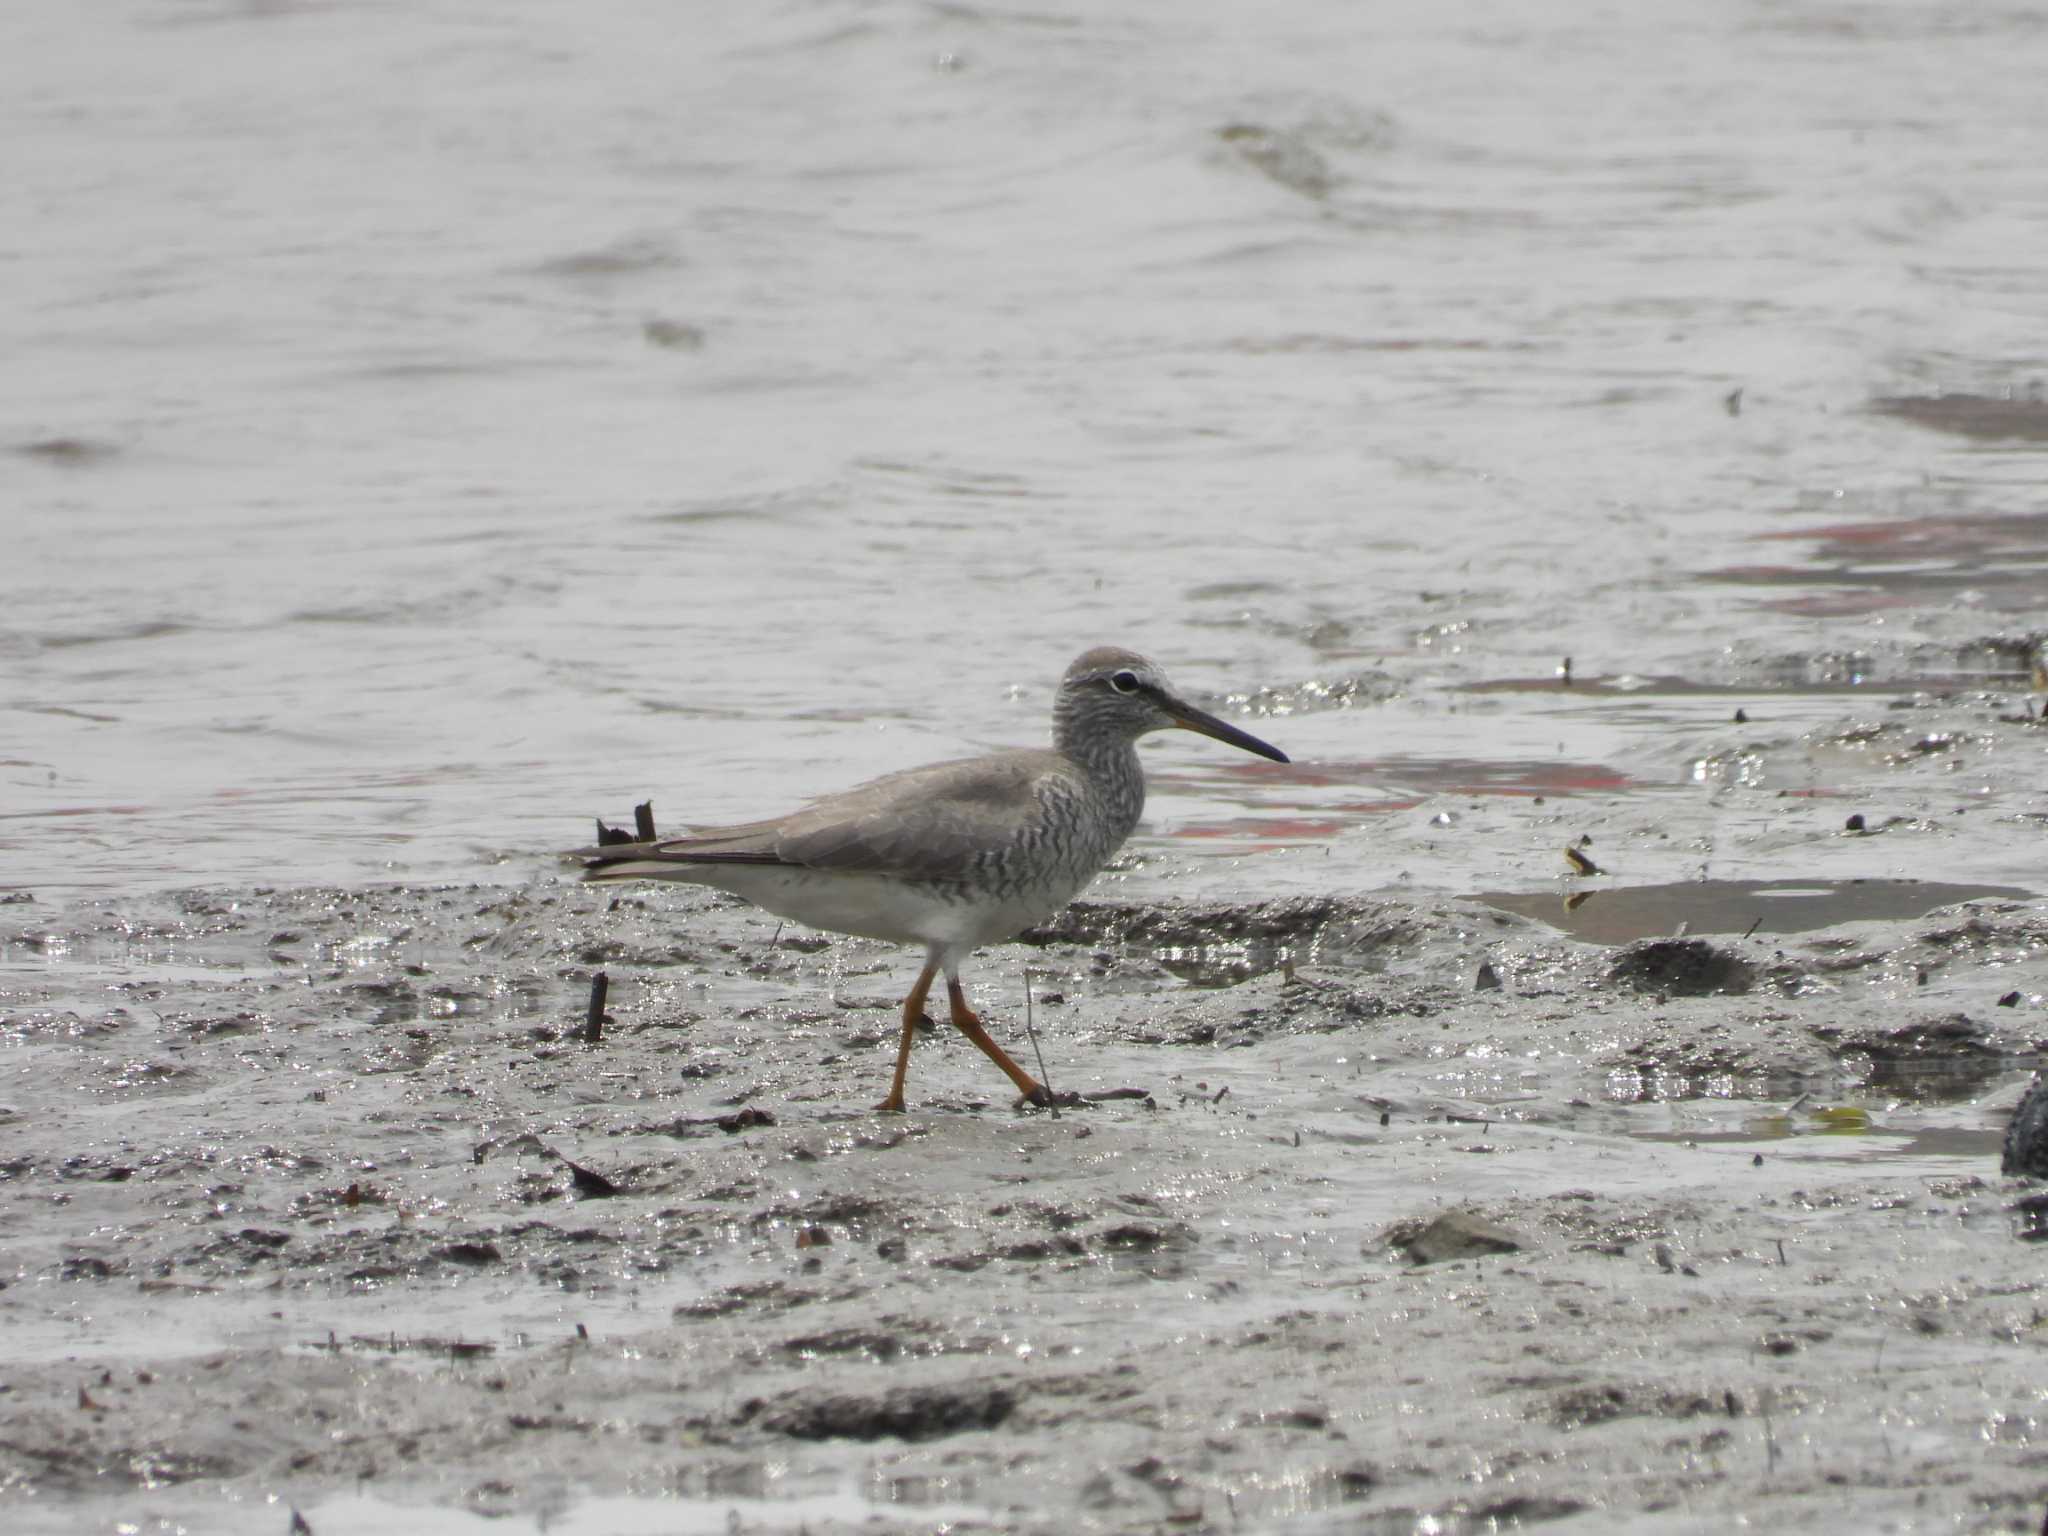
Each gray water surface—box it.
[6,0,2046,901]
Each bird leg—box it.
[946,978,1051,1107]
[877,958,940,1113]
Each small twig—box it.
[1742,916,1762,940]
[584,972,608,1043]
[1021,968,1058,1118]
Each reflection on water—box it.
[288,1489,1000,1536]
[1472,878,2034,945]
[1628,1122,2007,1162]
[1705,510,2048,617]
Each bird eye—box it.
[1108,670,1141,695]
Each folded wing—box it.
[576,749,1067,886]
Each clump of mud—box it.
[740,1381,1016,1442]
[1607,937,1755,996]
[1383,1209,1524,1265]
[2000,1075,2048,1176]
[1019,895,1437,985]
[1813,1012,2023,1102]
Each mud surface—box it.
[4,819,2045,1532]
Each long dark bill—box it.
[1160,695,1290,764]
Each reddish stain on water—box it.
[1244,757,1636,797]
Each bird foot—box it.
[1016,1085,1081,1111]
[874,1093,907,1114]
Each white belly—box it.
[670,864,1088,954]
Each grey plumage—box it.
[572,645,1288,1110]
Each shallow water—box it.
[7,0,2048,907]
[1474,876,2037,945]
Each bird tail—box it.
[574,840,789,883]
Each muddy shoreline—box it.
[4,811,2045,1532]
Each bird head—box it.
[1056,647,1289,763]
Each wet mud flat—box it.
[2,683,2047,1535]
[3,851,2046,1533]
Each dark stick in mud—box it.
[584,972,608,1043]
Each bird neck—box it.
[1055,723,1147,822]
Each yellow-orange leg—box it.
[877,958,940,1113]
[946,978,1050,1107]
